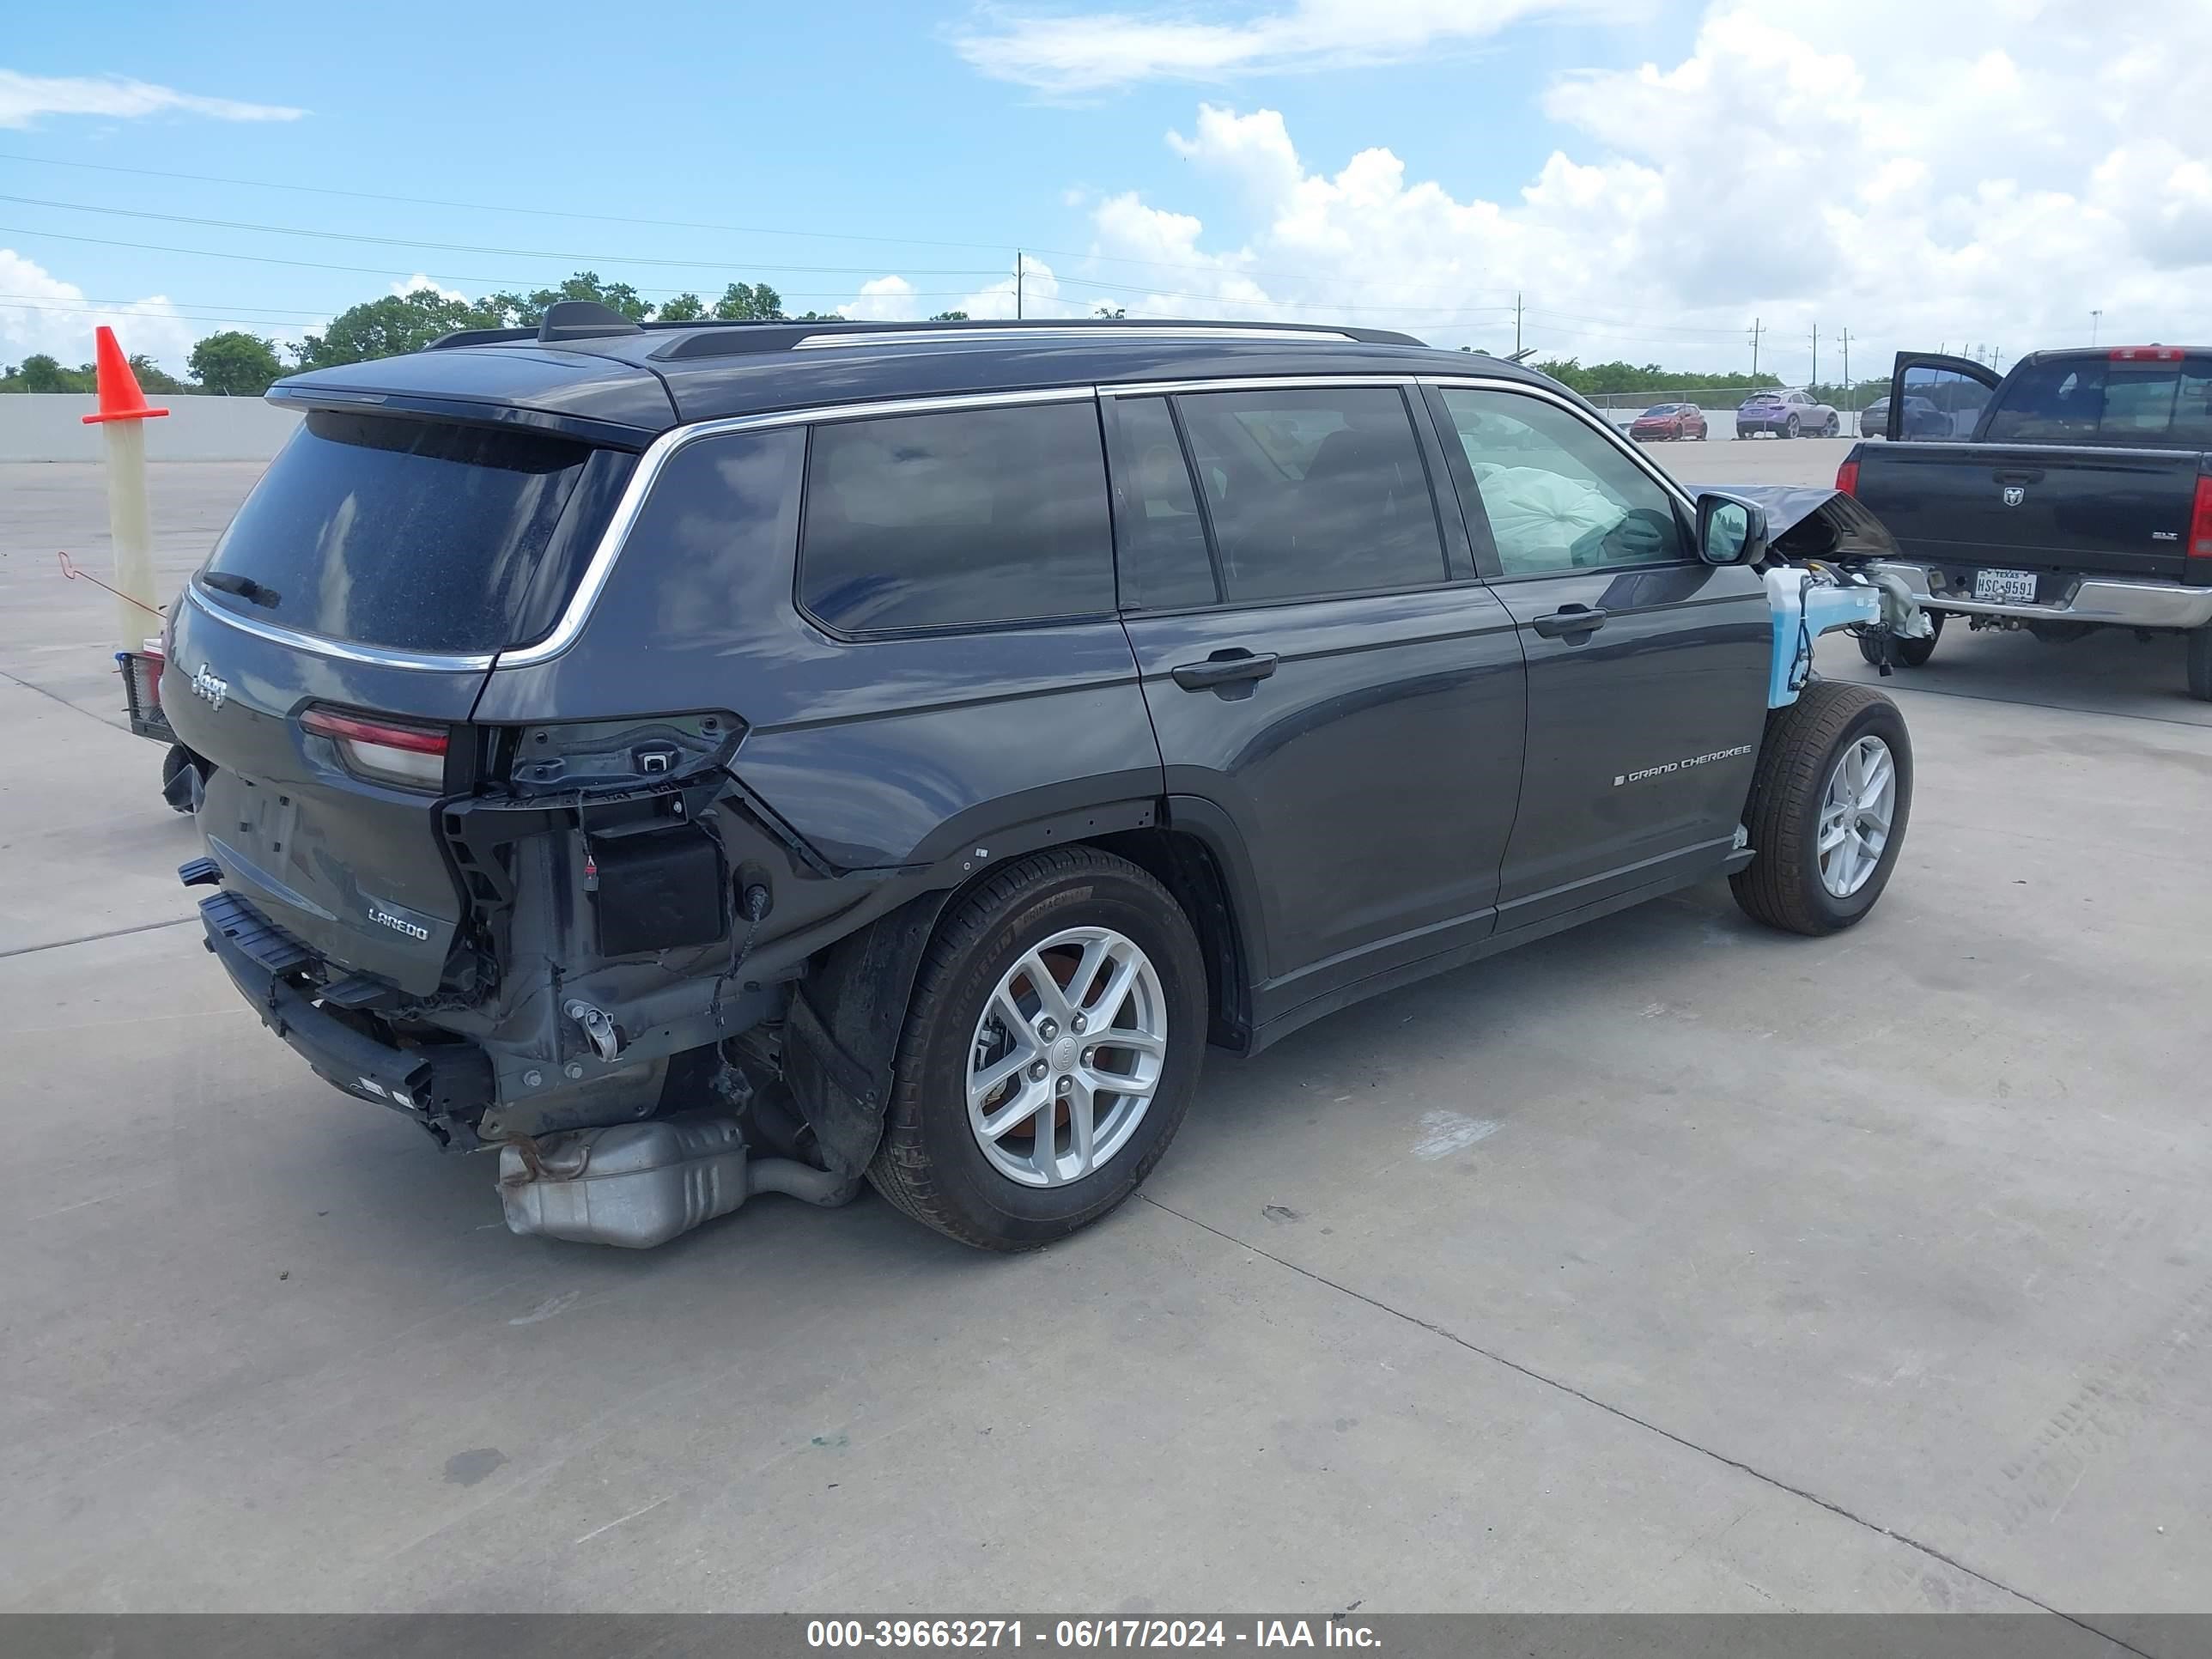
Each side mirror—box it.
[1696,493,1767,566]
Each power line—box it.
[0,223,983,296]
[0,193,1004,276]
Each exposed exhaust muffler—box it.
[497,1113,860,1249]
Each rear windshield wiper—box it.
[202,571,283,609]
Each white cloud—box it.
[1053,1,2212,378]
[0,248,195,373]
[956,0,1597,95]
[0,70,304,128]
[391,273,470,305]
[840,275,923,322]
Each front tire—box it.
[1731,682,1913,936]
[869,848,1207,1250]
[2188,626,2212,702]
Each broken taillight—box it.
[301,705,450,790]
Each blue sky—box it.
[4,2,2206,379]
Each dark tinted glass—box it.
[1172,388,1446,603]
[1113,397,1217,611]
[203,410,593,653]
[800,401,1115,634]
[1980,356,2212,444]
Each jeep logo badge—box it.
[190,663,228,710]
[2002,485,2026,507]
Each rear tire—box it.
[1824,416,1840,436]
[868,848,1207,1251]
[1731,682,1913,936]
[1784,416,1801,440]
[2188,626,2212,702]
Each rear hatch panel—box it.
[164,593,484,994]
[165,391,653,997]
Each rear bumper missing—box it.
[198,888,495,1143]
[1874,563,2212,631]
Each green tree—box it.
[656,292,706,322]
[1529,356,1782,397]
[477,271,653,329]
[293,289,498,369]
[128,354,193,395]
[189,331,286,397]
[928,310,969,322]
[1093,305,1127,319]
[714,282,784,320]
[12,354,91,392]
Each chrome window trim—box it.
[186,372,1698,675]
[1103,374,1421,398]
[183,583,500,672]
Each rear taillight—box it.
[1835,458,1859,497]
[301,705,449,790]
[2191,473,2212,561]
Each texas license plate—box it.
[1973,568,2039,604]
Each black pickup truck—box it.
[1837,346,2212,699]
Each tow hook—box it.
[564,999,624,1063]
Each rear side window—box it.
[1170,387,1448,604]
[1984,356,2212,445]
[799,400,1115,634]
[202,410,605,655]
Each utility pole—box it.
[1749,317,1763,380]
[1015,251,1024,320]
[2090,309,2101,346]
[1840,328,1851,410]
[1513,292,1522,356]
[1811,322,1820,390]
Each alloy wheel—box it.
[966,927,1168,1188]
[1817,735,1896,898]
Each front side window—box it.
[1168,387,1448,604]
[799,399,1115,634]
[1440,388,1687,577]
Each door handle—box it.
[1530,605,1609,639]
[1992,467,2045,484]
[1171,650,1279,690]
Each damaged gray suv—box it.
[164,309,1914,1250]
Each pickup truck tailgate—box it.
[1863,442,2199,583]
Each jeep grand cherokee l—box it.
[162,311,1915,1251]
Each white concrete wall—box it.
[0,396,301,462]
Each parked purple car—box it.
[1736,388,1839,439]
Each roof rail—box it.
[647,315,1425,362]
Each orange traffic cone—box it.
[81,325,170,424]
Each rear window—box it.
[201,410,608,655]
[1984,356,2212,446]
[798,400,1115,635]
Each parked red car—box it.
[1629,401,1709,441]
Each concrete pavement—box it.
[1,459,2205,1618]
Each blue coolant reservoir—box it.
[1764,567,1881,708]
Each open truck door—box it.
[1887,352,2001,442]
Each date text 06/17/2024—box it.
[805,1620,1381,1650]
